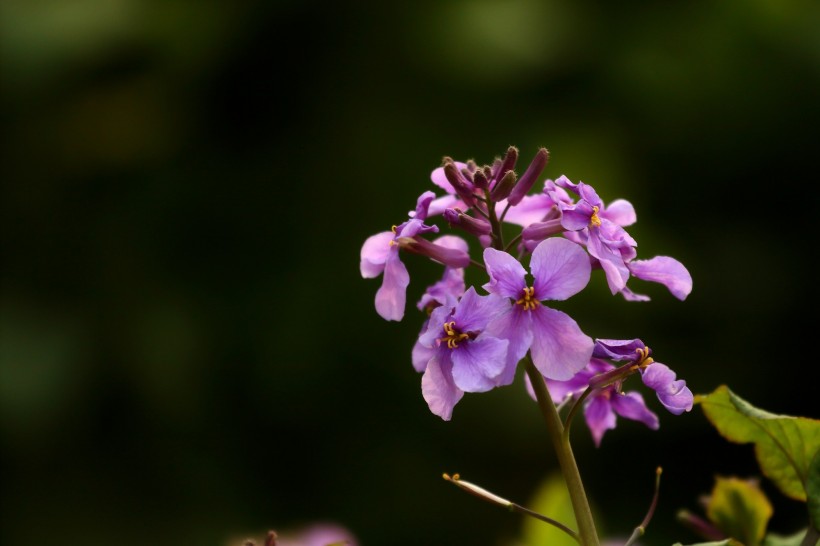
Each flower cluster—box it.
[360,147,693,439]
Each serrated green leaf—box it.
[706,477,772,546]
[521,472,578,546]
[808,451,820,530]
[696,386,820,501]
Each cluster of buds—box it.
[360,146,693,440]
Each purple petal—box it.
[428,194,466,217]
[422,356,464,421]
[593,338,646,361]
[436,234,469,253]
[584,395,616,447]
[485,306,533,386]
[451,287,509,332]
[412,334,437,372]
[418,305,453,348]
[560,202,596,231]
[450,336,509,392]
[602,199,636,226]
[619,286,651,302]
[641,362,694,415]
[529,306,593,380]
[587,231,630,294]
[417,267,465,311]
[627,256,693,301]
[431,162,467,194]
[411,191,437,221]
[545,365,598,402]
[482,248,528,299]
[360,231,394,278]
[374,252,409,321]
[530,238,591,301]
[611,391,659,430]
[576,182,603,208]
[553,174,579,193]
[497,193,554,227]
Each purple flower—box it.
[593,339,694,414]
[360,192,439,321]
[482,238,594,384]
[553,176,692,301]
[568,359,658,447]
[640,361,693,414]
[553,178,637,295]
[415,287,511,420]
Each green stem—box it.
[525,358,600,546]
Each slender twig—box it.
[499,202,512,223]
[503,233,523,253]
[443,473,579,542]
[525,357,600,546]
[563,387,593,439]
[623,467,663,546]
[470,258,487,270]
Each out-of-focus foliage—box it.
[2,1,819,545]
[698,386,820,502]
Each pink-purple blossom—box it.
[414,287,511,420]
[482,238,594,384]
[553,176,692,301]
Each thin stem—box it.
[525,357,600,546]
[511,504,579,542]
[623,467,663,546]
[503,233,523,253]
[499,201,512,223]
[470,258,487,270]
[563,387,593,439]
[443,473,579,542]
[486,198,504,250]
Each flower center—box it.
[589,206,602,227]
[634,346,654,368]
[515,286,540,311]
[438,321,470,349]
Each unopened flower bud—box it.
[396,237,471,268]
[521,219,565,243]
[493,146,518,186]
[489,169,517,201]
[472,169,489,190]
[444,208,492,237]
[508,147,549,205]
[443,162,477,207]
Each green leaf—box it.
[674,538,743,546]
[808,450,820,530]
[521,472,579,546]
[706,477,772,546]
[762,529,809,546]
[696,386,820,501]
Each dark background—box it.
[1,1,818,545]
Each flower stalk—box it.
[525,357,600,546]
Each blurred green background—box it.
[1,1,818,545]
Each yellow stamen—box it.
[515,286,540,311]
[635,346,654,368]
[590,206,602,227]
[438,321,469,349]
[391,225,398,233]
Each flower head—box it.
[415,287,510,420]
[482,238,594,384]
